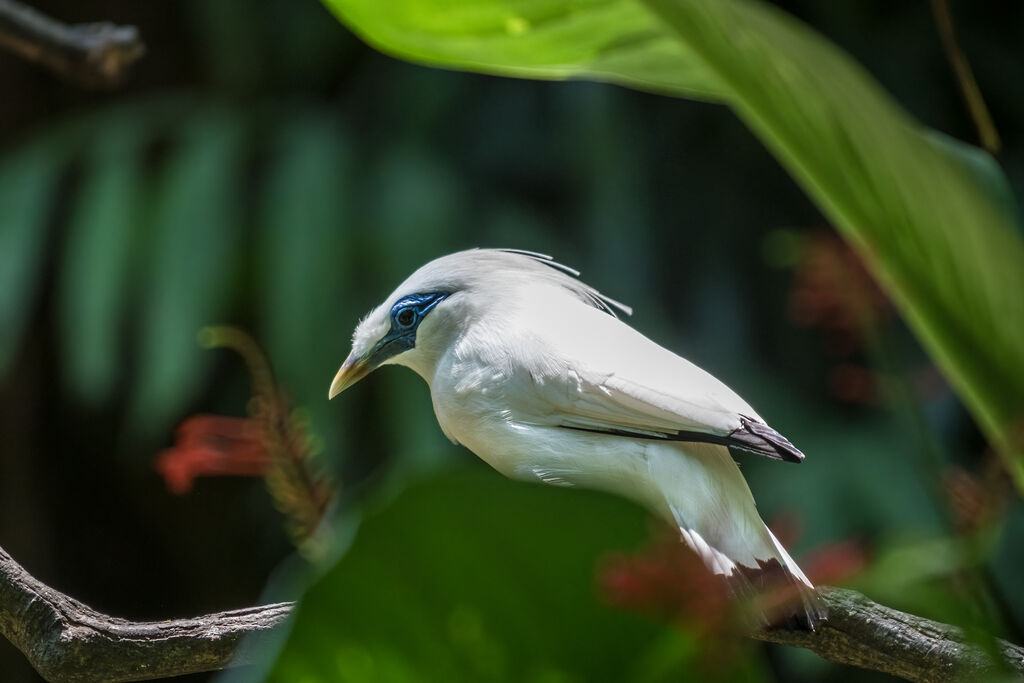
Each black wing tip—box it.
[729,416,805,463]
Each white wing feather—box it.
[504,286,758,439]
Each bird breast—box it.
[428,329,513,449]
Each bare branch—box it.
[3,541,1024,682]
[0,545,293,682]
[0,0,144,88]
[756,587,1024,682]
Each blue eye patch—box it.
[390,292,448,331]
[367,292,449,366]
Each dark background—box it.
[1,1,1022,680]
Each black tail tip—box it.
[758,587,827,632]
[730,559,828,631]
[781,593,829,632]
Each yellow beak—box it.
[328,353,372,399]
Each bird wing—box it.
[507,294,804,462]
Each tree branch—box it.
[756,587,1024,682]
[3,542,1023,682]
[0,0,144,88]
[0,544,293,682]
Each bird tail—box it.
[673,510,826,630]
[728,526,827,630]
[655,443,827,630]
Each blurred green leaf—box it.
[59,118,147,403]
[267,468,744,682]
[0,137,67,375]
[563,86,654,307]
[923,131,1022,232]
[322,0,1024,489]
[366,148,467,473]
[367,146,465,285]
[851,533,1005,636]
[258,110,352,469]
[320,0,721,101]
[131,109,246,434]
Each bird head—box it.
[328,250,489,398]
[329,249,631,399]
[328,288,453,398]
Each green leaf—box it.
[0,137,68,375]
[643,0,1024,485]
[267,469,735,682]
[131,109,246,435]
[321,0,1024,488]
[320,0,721,100]
[59,117,148,403]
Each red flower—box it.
[154,327,334,550]
[598,530,732,632]
[599,519,868,630]
[943,457,1014,536]
[800,540,869,586]
[156,414,272,494]
[788,231,891,352]
[786,231,950,405]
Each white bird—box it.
[329,248,825,629]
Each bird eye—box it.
[396,307,416,328]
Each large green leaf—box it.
[320,0,720,100]
[266,468,764,682]
[643,0,1024,485]
[321,0,1024,488]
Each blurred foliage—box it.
[0,95,361,475]
[1,1,1023,682]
